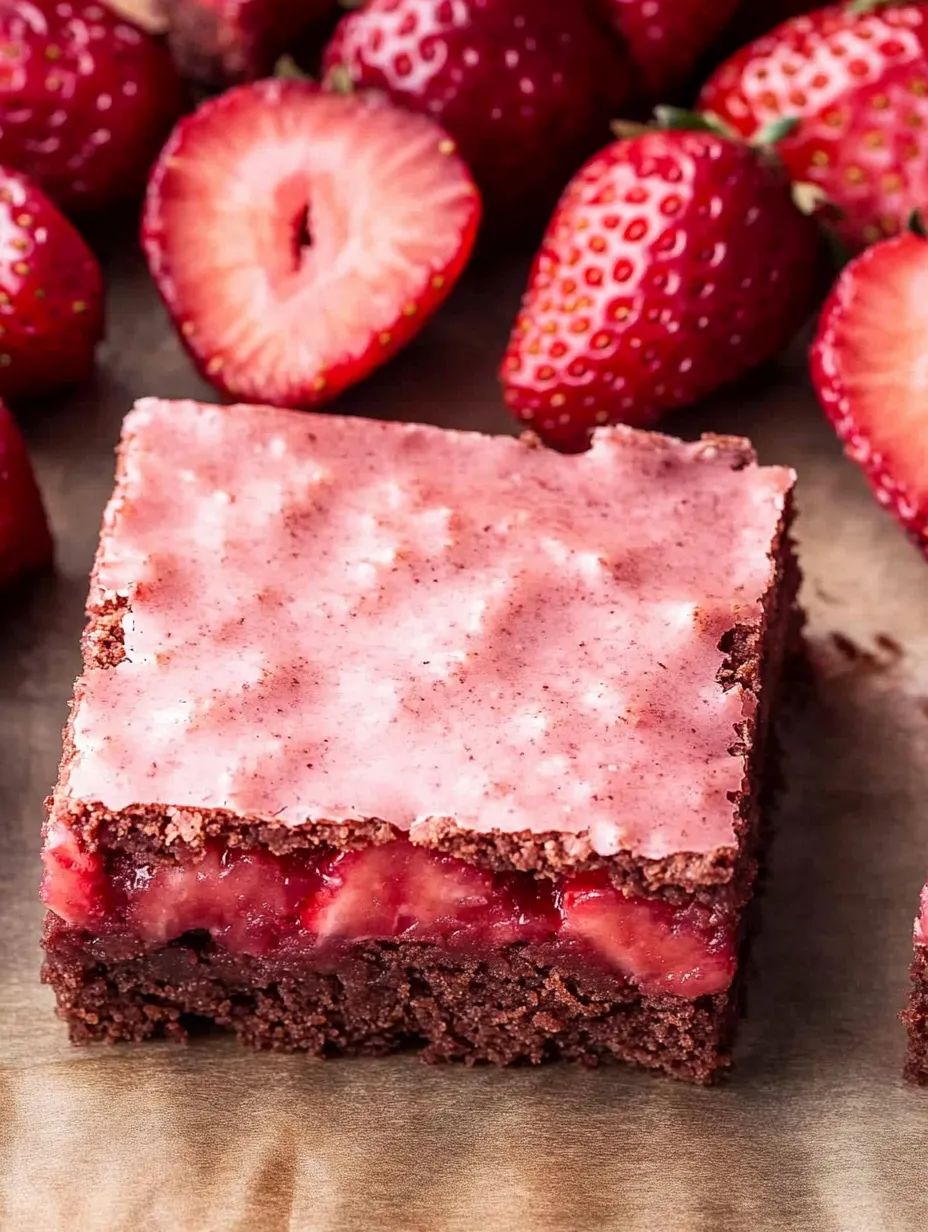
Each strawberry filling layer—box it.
[42,828,736,998]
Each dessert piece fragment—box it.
[904,889,928,1082]
[42,399,798,1081]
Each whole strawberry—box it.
[0,400,53,588]
[0,166,104,400]
[161,0,336,85]
[501,121,822,450]
[322,0,631,223]
[699,1,928,252]
[811,222,928,551]
[0,0,184,214]
[143,80,480,408]
[599,0,741,102]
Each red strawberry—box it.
[811,224,928,552]
[142,79,480,408]
[322,0,632,223]
[0,399,53,588]
[500,122,822,450]
[0,166,104,401]
[599,0,741,102]
[699,1,928,252]
[161,0,336,85]
[0,0,184,214]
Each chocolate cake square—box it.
[42,399,799,1081]
[904,890,928,1081]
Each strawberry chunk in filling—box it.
[41,827,737,998]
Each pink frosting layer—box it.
[63,400,793,861]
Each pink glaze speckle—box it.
[62,400,793,861]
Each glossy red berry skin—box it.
[502,130,822,450]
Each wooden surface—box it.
[2,235,928,1231]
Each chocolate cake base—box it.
[903,945,928,1083]
[41,914,740,1083]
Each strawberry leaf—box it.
[752,116,800,146]
[653,106,735,138]
[610,119,650,140]
[325,63,355,94]
[846,0,896,14]
[275,55,309,80]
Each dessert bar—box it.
[42,399,799,1081]
[904,890,928,1081]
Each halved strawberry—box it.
[142,79,480,409]
[811,225,928,551]
[560,872,736,997]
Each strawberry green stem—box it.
[846,0,896,15]
[653,106,735,138]
[275,56,309,81]
[326,64,355,95]
[752,116,800,146]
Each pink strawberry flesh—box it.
[559,871,735,997]
[0,400,53,587]
[811,229,928,548]
[142,79,481,408]
[41,830,737,996]
[41,824,106,923]
[305,844,559,946]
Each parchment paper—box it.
[3,235,928,1232]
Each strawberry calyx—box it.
[325,63,356,94]
[275,55,310,80]
[612,105,841,246]
[846,0,897,15]
[277,55,355,97]
[908,208,928,239]
[613,106,800,150]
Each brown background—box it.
[2,237,928,1230]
